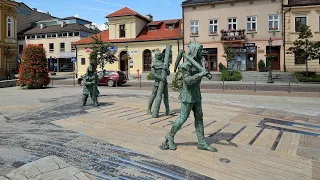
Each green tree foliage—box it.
[288,24,320,76]
[89,35,117,70]
[222,44,236,69]
[19,45,50,89]
[171,69,183,92]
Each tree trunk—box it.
[305,56,309,77]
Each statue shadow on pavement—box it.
[175,132,238,148]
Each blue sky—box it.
[21,0,183,29]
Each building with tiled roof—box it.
[73,7,183,77]
[18,15,100,73]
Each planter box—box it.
[0,80,18,88]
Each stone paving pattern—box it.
[0,86,319,179]
[1,156,91,180]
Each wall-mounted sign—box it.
[130,50,140,55]
[108,46,117,51]
[129,59,133,66]
[244,43,256,47]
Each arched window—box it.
[143,49,152,71]
[119,51,128,71]
[7,17,14,38]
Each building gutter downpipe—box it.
[282,0,286,72]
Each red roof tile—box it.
[72,19,183,45]
[106,7,150,21]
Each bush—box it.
[294,72,320,82]
[218,63,226,72]
[221,70,242,81]
[147,72,154,80]
[19,45,50,89]
[171,69,183,92]
[258,60,266,72]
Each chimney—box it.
[33,8,37,11]
[46,12,50,14]
[40,24,45,29]
[61,21,66,27]
[146,13,153,21]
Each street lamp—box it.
[124,43,129,80]
[267,37,273,83]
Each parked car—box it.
[78,70,127,87]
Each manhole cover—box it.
[219,158,230,164]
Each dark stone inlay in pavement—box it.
[180,123,192,130]
[118,110,146,118]
[150,116,178,125]
[258,118,320,137]
[271,131,284,151]
[107,108,139,116]
[227,126,247,141]
[248,128,264,146]
[11,161,26,168]
[208,123,230,137]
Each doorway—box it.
[120,51,128,72]
[202,48,218,71]
[266,46,281,71]
[247,54,256,71]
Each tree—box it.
[222,44,236,70]
[19,45,50,89]
[288,24,320,77]
[89,35,117,70]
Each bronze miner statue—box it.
[148,46,174,118]
[160,42,217,152]
[82,64,106,107]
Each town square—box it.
[0,0,320,179]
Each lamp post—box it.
[124,43,129,80]
[267,37,273,83]
[4,46,10,79]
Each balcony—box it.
[221,29,246,42]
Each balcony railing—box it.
[221,29,246,41]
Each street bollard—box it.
[140,76,142,88]
[222,79,225,91]
[254,80,256,92]
[51,76,53,86]
[73,72,75,86]
[116,79,118,87]
[288,82,291,93]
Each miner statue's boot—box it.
[196,120,217,152]
[82,95,88,106]
[159,126,178,150]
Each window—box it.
[295,16,307,32]
[18,36,25,40]
[49,43,54,53]
[41,34,46,38]
[81,58,85,65]
[228,18,237,30]
[48,34,56,38]
[209,19,218,34]
[19,45,23,54]
[68,32,74,37]
[36,35,41,39]
[31,35,35,39]
[149,26,157,30]
[294,53,306,64]
[119,24,126,38]
[60,43,65,52]
[7,17,14,38]
[26,36,31,39]
[190,20,199,35]
[58,33,63,37]
[74,32,80,36]
[166,24,174,30]
[269,15,279,31]
[63,33,68,37]
[247,16,257,32]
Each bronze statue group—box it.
[82,42,217,152]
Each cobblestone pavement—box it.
[0,87,211,180]
[50,79,320,92]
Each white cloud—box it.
[92,22,109,31]
[163,0,172,6]
[74,14,79,17]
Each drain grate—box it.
[219,158,230,164]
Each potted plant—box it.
[258,59,266,72]
[218,62,226,72]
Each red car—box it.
[78,70,127,87]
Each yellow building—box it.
[0,0,18,80]
[283,0,320,72]
[182,0,284,72]
[73,7,183,77]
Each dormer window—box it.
[119,24,125,38]
[149,26,158,31]
[166,24,174,30]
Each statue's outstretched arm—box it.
[83,78,93,86]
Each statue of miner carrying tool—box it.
[160,42,217,152]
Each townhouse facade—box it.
[0,0,18,80]
[283,0,320,72]
[73,7,183,77]
[182,0,284,72]
[18,17,99,72]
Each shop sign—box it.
[244,43,255,47]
